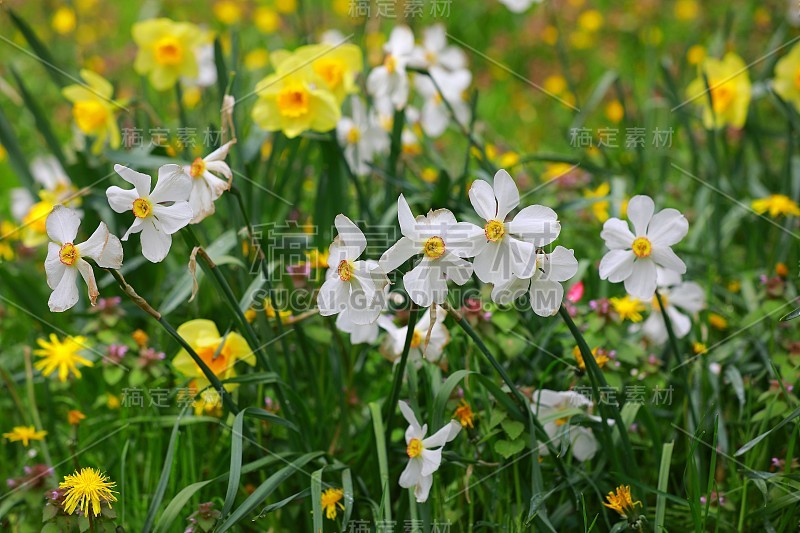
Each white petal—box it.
[76,258,99,306]
[140,220,172,263]
[491,277,530,305]
[317,277,349,316]
[150,165,192,204]
[507,205,560,246]
[468,179,496,220]
[204,140,235,162]
[420,448,442,477]
[598,249,635,282]
[334,214,367,259]
[397,194,419,239]
[414,473,434,503]
[442,222,485,258]
[529,279,564,317]
[472,241,512,284]
[542,246,578,282]
[647,208,689,246]
[399,458,422,489]
[666,306,692,338]
[651,246,686,275]
[188,179,216,224]
[493,169,520,220]
[48,266,79,312]
[624,260,657,299]
[404,260,447,307]
[114,164,151,197]
[106,186,138,213]
[423,420,461,448]
[570,427,598,462]
[96,231,123,269]
[399,400,422,435]
[387,25,415,55]
[121,217,145,241]
[508,238,536,279]
[44,242,66,290]
[600,218,635,250]
[641,313,667,344]
[439,251,473,286]
[46,205,80,244]
[379,236,418,273]
[152,202,193,235]
[670,281,706,313]
[76,222,109,259]
[627,195,655,236]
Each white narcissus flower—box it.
[106,164,194,263]
[398,400,461,503]
[367,26,415,113]
[379,195,483,307]
[336,97,390,175]
[414,68,471,138]
[44,206,123,312]
[469,169,561,285]
[491,246,579,316]
[318,215,389,324]
[498,0,542,13]
[184,140,236,223]
[599,195,688,300]
[640,272,706,345]
[531,389,599,462]
[409,24,468,72]
[378,308,450,365]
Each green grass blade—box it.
[0,104,34,190]
[369,401,392,524]
[655,441,674,532]
[6,8,69,87]
[311,467,324,532]
[432,370,473,428]
[142,411,185,533]
[341,468,354,530]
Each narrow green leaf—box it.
[432,370,473,428]
[655,441,674,532]
[6,8,69,87]
[369,401,392,524]
[735,405,800,456]
[142,411,185,532]
[311,468,324,533]
[0,104,34,189]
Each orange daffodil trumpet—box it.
[398,400,461,503]
[599,195,688,300]
[318,215,390,325]
[44,206,123,312]
[106,165,193,263]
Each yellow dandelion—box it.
[60,467,117,517]
[578,10,604,32]
[254,7,280,33]
[692,342,707,355]
[453,400,475,429]
[573,346,609,371]
[51,6,76,35]
[33,334,93,382]
[584,182,611,223]
[603,485,642,519]
[674,0,699,21]
[213,0,242,24]
[610,296,645,323]
[132,329,149,347]
[709,313,728,330]
[321,488,345,520]
[751,194,800,218]
[3,426,47,446]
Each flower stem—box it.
[655,290,699,427]
[382,303,420,435]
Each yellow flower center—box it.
[410,329,423,348]
[189,157,206,178]
[346,127,361,144]
[59,243,79,266]
[337,259,353,281]
[631,236,652,258]
[407,437,423,458]
[132,197,153,218]
[314,59,344,89]
[73,100,108,133]
[384,54,397,74]
[154,35,184,66]
[423,236,445,259]
[484,219,505,242]
[276,83,310,118]
[652,293,669,310]
[709,80,735,114]
[555,416,569,426]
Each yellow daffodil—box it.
[3,426,47,446]
[213,0,242,25]
[773,43,800,111]
[62,70,122,154]
[60,467,117,517]
[674,0,699,21]
[752,194,800,217]
[34,334,93,382]
[605,100,624,123]
[132,18,208,91]
[171,319,254,386]
[603,485,642,519]
[254,7,280,33]
[321,488,345,520]
[584,182,611,222]
[287,44,363,104]
[251,64,340,138]
[686,52,751,129]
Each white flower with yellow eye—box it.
[183,140,235,223]
[106,164,193,263]
[599,195,688,299]
[377,308,450,365]
[414,67,471,138]
[318,215,389,325]
[336,97,389,175]
[398,400,461,503]
[367,26,415,113]
[531,389,599,462]
[409,24,468,72]
[491,246,578,317]
[469,169,561,285]
[44,206,123,312]
[379,195,483,308]
[640,269,706,344]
